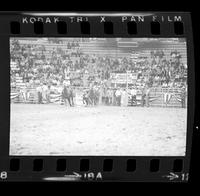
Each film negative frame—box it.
[0,12,195,182]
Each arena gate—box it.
[147,87,187,108]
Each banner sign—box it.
[110,72,138,84]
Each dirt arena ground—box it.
[10,104,187,156]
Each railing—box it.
[10,86,187,108]
[147,87,187,108]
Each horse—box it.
[62,86,72,106]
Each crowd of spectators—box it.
[10,39,187,90]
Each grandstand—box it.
[12,37,187,62]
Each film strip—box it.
[0,12,195,182]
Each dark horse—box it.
[62,86,73,106]
[88,87,99,106]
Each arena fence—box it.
[147,87,186,108]
[10,86,187,108]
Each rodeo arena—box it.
[10,38,188,156]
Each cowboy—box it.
[36,83,43,104]
[181,85,186,108]
[115,88,122,106]
[83,89,89,106]
[42,82,48,103]
[129,87,137,106]
[88,87,95,106]
[69,86,75,107]
[107,88,113,105]
[145,86,151,107]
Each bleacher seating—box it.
[16,38,187,62]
